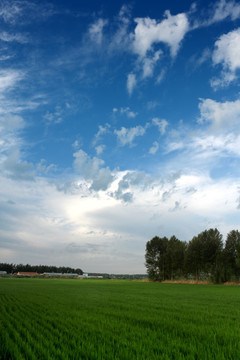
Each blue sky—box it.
[1,0,240,273]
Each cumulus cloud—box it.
[152,117,168,135]
[2,149,34,180]
[198,98,240,130]
[126,10,188,91]
[0,114,24,132]
[114,124,147,146]
[211,28,240,88]
[127,73,137,95]
[95,145,105,156]
[111,170,152,203]
[132,11,189,58]
[73,149,114,191]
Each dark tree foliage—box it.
[146,228,240,283]
[185,229,223,282]
[165,236,186,280]
[145,236,168,281]
[223,230,240,281]
[145,236,185,281]
[0,263,83,275]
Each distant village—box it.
[0,263,147,280]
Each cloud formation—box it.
[132,11,189,58]
[211,27,240,87]
[127,73,137,95]
[114,125,147,146]
[198,98,240,130]
[89,18,108,45]
[152,117,168,135]
[73,149,114,191]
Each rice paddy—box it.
[0,278,240,359]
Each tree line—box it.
[0,263,83,275]
[145,229,240,283]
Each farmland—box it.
[0,279,240,359]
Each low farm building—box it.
[42,272,79,277]
[17,272,39,276]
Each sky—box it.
[1,0,240,274]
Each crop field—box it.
[0,279,240,360]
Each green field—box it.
[0,278,240,359]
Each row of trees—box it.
[0,263,83,275]
[145,229,240,283]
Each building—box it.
[17,272,39,276]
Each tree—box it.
[145,236,168,281]
[166,236,186,280]
[185,229,223,282]
[185,235,203,280]
[224,230,240,281]
[200,228,223,282]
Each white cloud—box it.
[121,107,138,118]
[0,114,24,157]
[0,113,34,181]
[132,11,189,58]
[192,0,240,28]
[156,69,166,84]
[0,69,23,93]
[127,73,137,95]
[152,117,168,135]
[95,145,105,155]
[189,48,211,70]
[210,0,240,23]
[0,31,28,43]
[108,5,132,53]
[0,114,24,132]
[190,133,240,158]
[0,1,55,25]
[92,123,110,145]
[114,125,147,146]
[198,98,240,130]
[142,50,162,78]
[1,161,240,273]
[89,18,108,45]
[114,107,138,118]
[2,149,34,180]
[147,101,159,110]
[43,106,63,125]
[212,28,240,87]
[149,141,159,155]
[73,149,114,191]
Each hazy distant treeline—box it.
[0,263,83,275]
[145,229,240,283]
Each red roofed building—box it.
[17,272,39,276]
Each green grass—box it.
[0,278,240,359]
